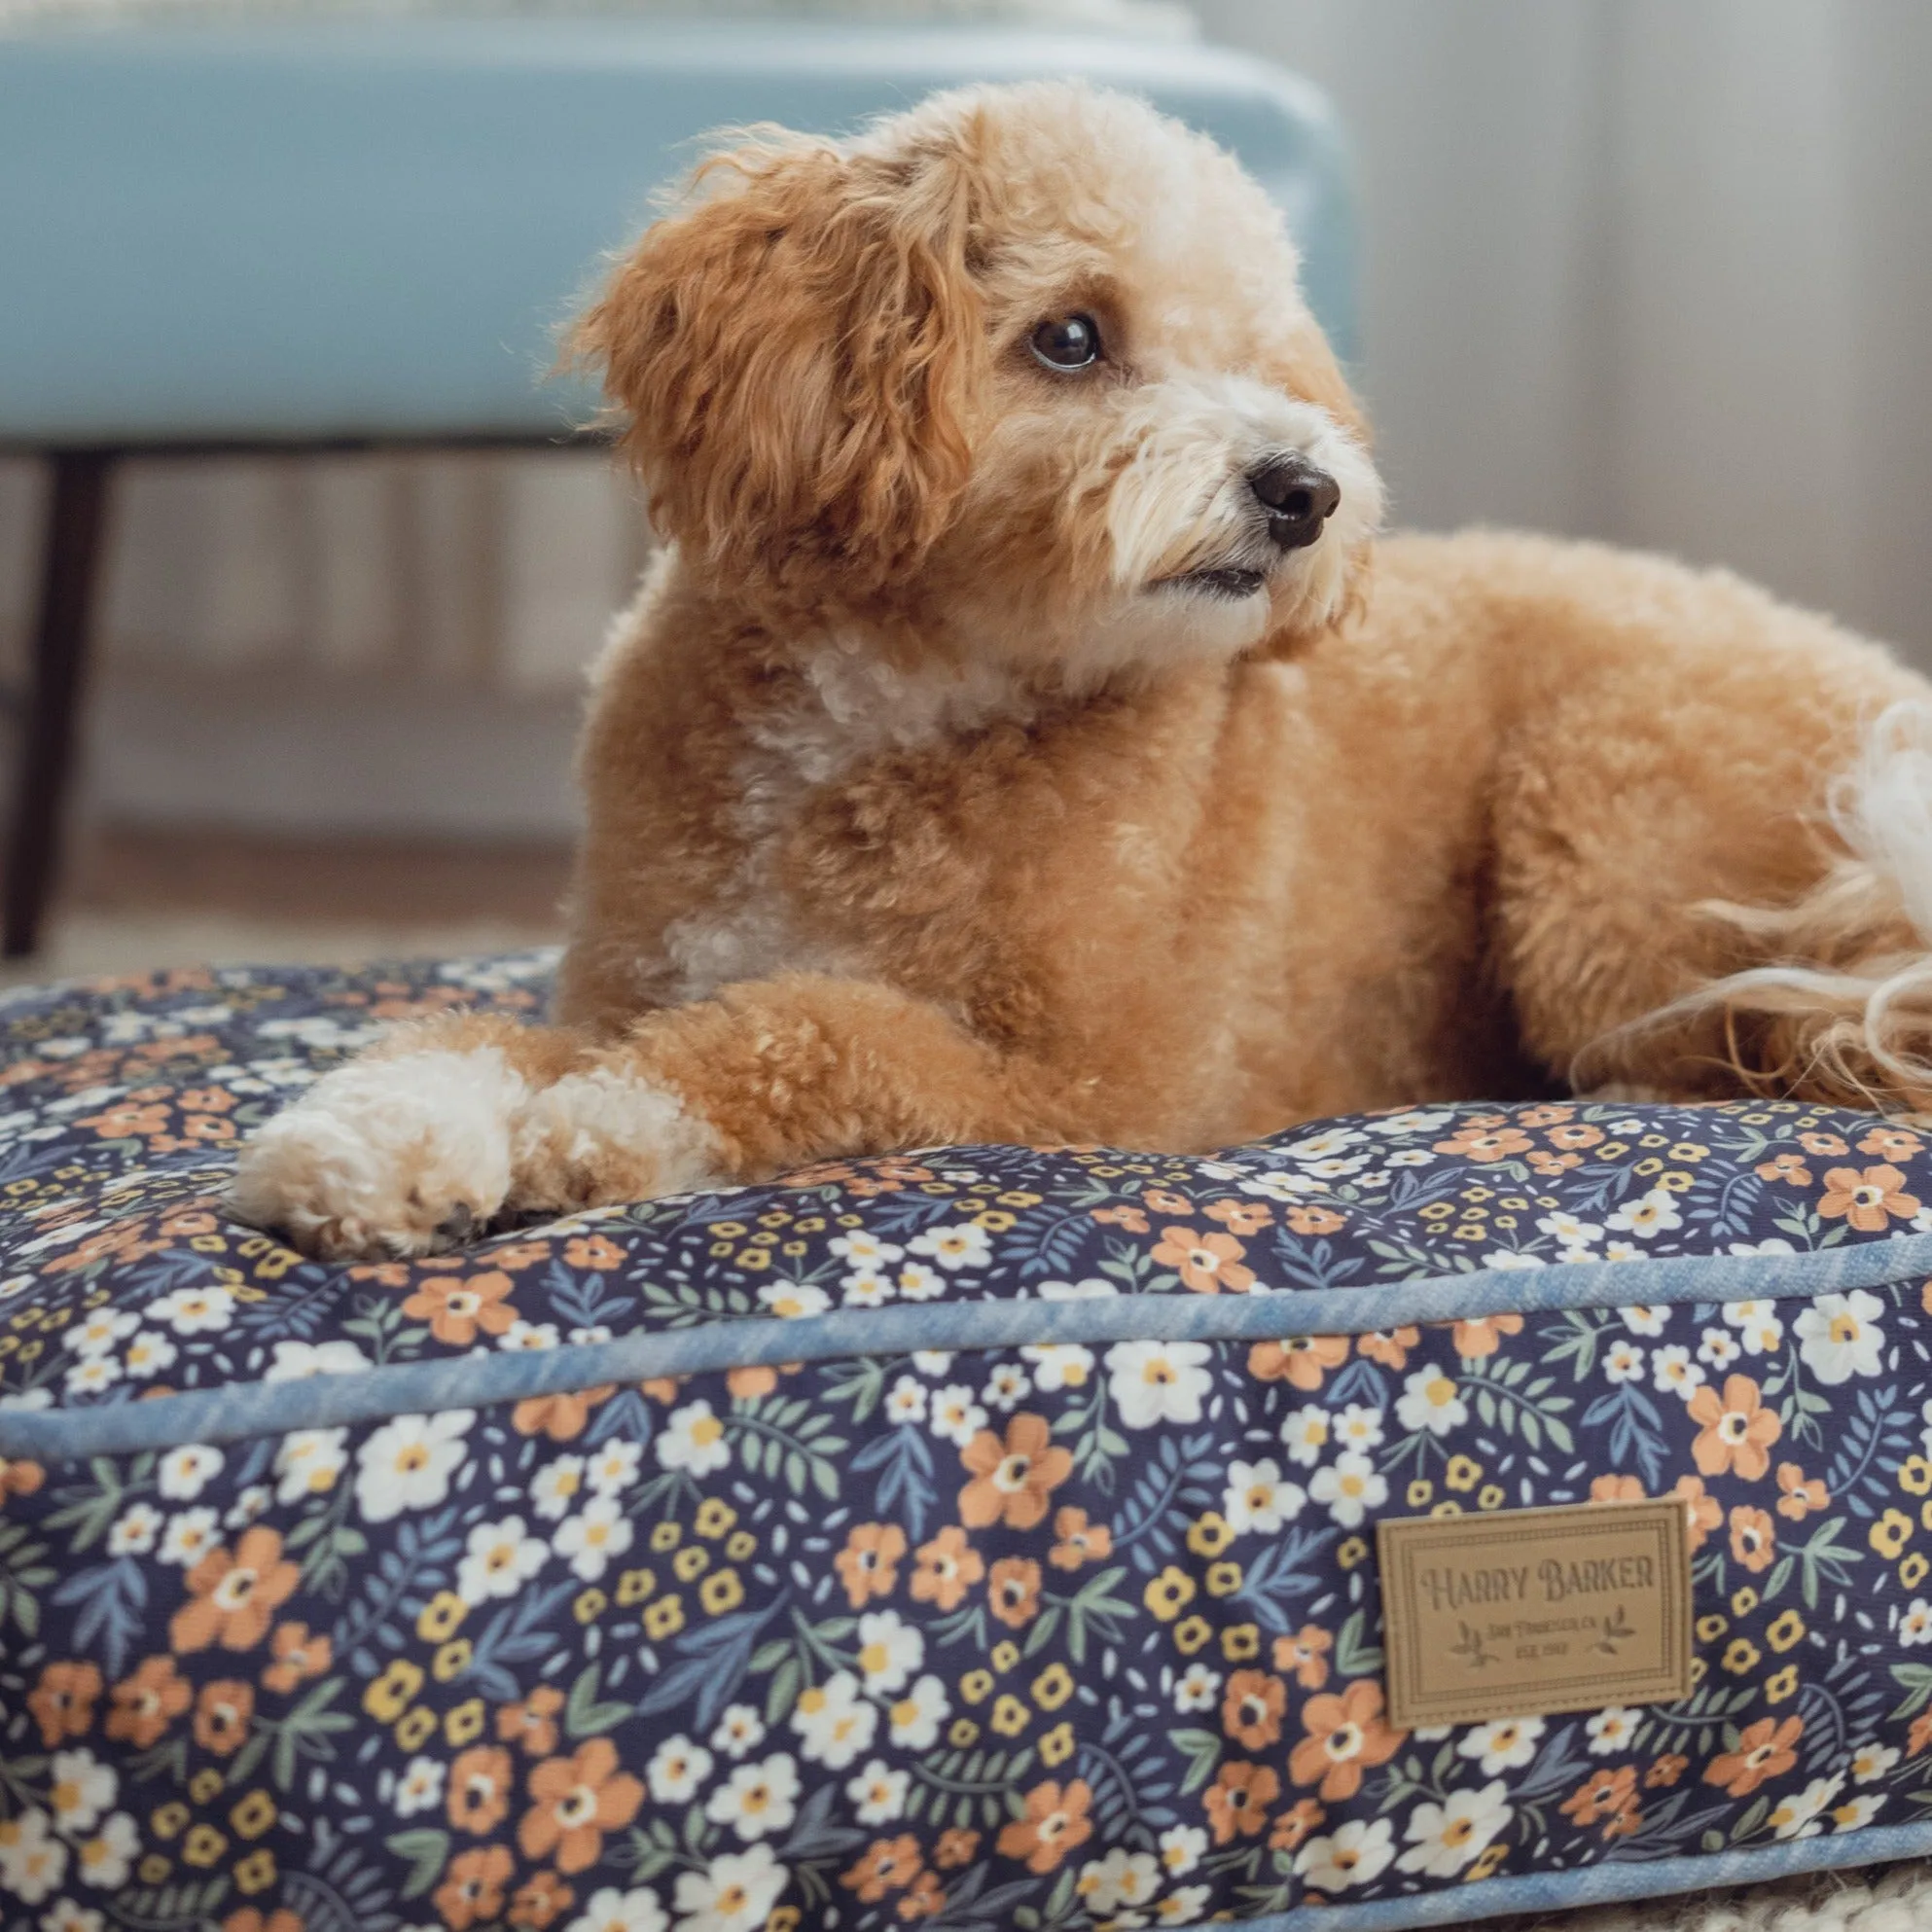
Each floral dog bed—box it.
[5,954,1932,1932]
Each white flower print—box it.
[567,1887,669,1932]
[646,1735,714,1805]
[1395,1367,1466,1436]
[1280,1405,1332,1466]
[1022,1342,1095,1391]
[1105,1340,1213,1428]
[1294,1818,1394,1892]
[789,1671,877,1770]
[671,1844,788,1932]
[709,1706,767,1760]
[703,1755,800,1842]
[1795,1291,1886,1385]
[457,1514,548,1603]
[555,1494,635,1581]
[657,1400,732,1477]
[355,1412,473,1522]
[843,1758,909,1827]
[142,1285,234,1335]
[907,1222,993,1270]
[1395,1781,1513,1876]
[1457,1717,1545,1775]
[1309,1451,1387,1528]
[1604,1186,1682,1240]
[757,1281,829,1320]
[157,1443,224,1501]
[885,1675,948,1751]
[1222,1459,1306,1536]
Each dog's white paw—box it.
[511,1067,722,1212]
[230,1048,530,1260]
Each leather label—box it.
[1377,1499,1693,1729]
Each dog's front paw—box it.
[230,1048,531,1260]
[511,1067,723,1213]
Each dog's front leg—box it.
[514,972,1062,1212]
[230,1010,592,1261]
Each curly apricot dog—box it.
[234,80,1932,1259]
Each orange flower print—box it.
[1222,1670,1287,1751]
[1912,1712,1932,1759]
[1283,1203,1347,1236]
[1452,1313,1524,1358]
[509,1872,575,1928]
[1518,1103,1575,1128]
[1270,1798,1326,1851]
[0,1454,43,1504]
[1204,1761,1279,1843]
[899,1871,947,1919]
[935,1829,981,1869]
[843,1836,923,1902]
[1248,1334,1349,1389]
[437,1845,515,1931]
[1560,1765,1639,1832]
[1756,1153,1813,1186]
[1092,1205,1150,1234]
[108,1655,190,1748]
[1289,1680,1406,1801]
[1861,1125,1924,1162]
[449,1745,516,1835]
[1151,1225,1256,1295]
[193,1678,254,1756]
[1356,1328,1418,1371]
[1730,1506,1777,1572]
[1672,1476,1724,1552]
[996,1779,1093,1874]
[1144,1189,1195,1217]
[1205,1199,1273,1235]
[223,1913,302,1932]
[836,1522,908,1609]
[1528,1150,1583,1176]
[1818,1163,1921,1230]
[912,1526,984,1610]
[262,1622,332,1694]
[1646,1754,1689,1789]
[512,1384,614,1442]
[1546,1124,1605,1151]
[1272,1625,1333,1691]
[1591,1475,1647,1504]
[497,1685,565,1758]
[27,1661,101,1746]
[1049,1507,1113,1572]
[1704,1717,1803,1796]
[170,1526,300,1653]
[959,1413,1073,1531]
[1433,1125,1532,1163]
[519,1738,646,1873]
[988,1556,1044,1628]
[402,1270,518,1344]
[1776,1463,1829,1521]
[1688,1376,1782,1481]
[563,1234,625,1270]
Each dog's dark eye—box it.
[1029,314,1101,372]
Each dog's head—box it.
[572,80,1381,673]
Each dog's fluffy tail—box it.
[1605,702,1932,1118]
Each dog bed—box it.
[5,954,1932,1932]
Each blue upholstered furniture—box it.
[0,17,1353,955]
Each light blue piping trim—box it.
[9,1231,1932,1461]
[1231,1818,1932,1931]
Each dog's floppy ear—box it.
[570,131,984,608]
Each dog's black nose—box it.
[1249,456,1341,550]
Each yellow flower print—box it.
[1144,1568,1197,1621]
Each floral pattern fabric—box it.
[4,956,1932,1932]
